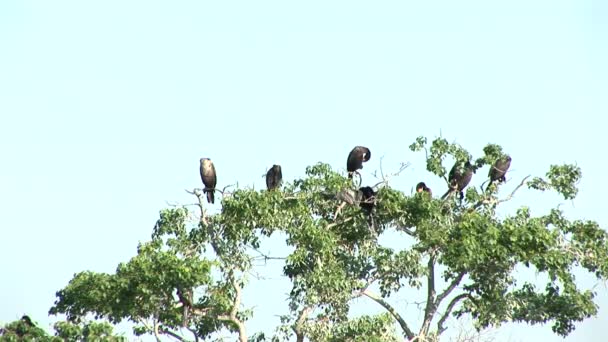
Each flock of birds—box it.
[198,146,512,210]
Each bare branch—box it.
[326,217,354,230]
[469,175,531,212]
[437,293,470,335]
[497,175,531,204]
[421,255,436,336]
[153,321,161,342]
[293,306,313,342]
[159,327,187,342]
[396,225,416,236]
[217,274,247,342]
[371,161,411,189]
[435,272,465,306]
[362,289,415,340]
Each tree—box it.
[42,136,607,341]
[0,316,125,341]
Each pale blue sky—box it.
[1,1,607,341]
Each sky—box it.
[0,0,607,341]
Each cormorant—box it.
[416,182,432,197]
[486,156,512,191]
[20,315,33,327]
[441,160,475,201]
[199,158,217,204]
[347,146,371,179]
[359,186,376,215]
[266,164,282,190]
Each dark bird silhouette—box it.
[441,161,475,201]
[416,182,432,197]
[20,315,34,327]
[266,164,283,190]
[358,186,376,215]
[199,158,217,204]
[486,156,512,191]
[347,146,371,179]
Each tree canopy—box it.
[3,136,606,342]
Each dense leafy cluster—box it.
[3,136,605,342]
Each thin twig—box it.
[497,175,531,204]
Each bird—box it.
[199,158,217,204]
[358,186,376,215]
[441,160,475,201]
[266,164,283,190]
[20,315,34,327]
[347,146,371,179]
[416,182,432,197]
[486,156,512,191]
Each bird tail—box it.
[485,180,493,192]
[204,188,215,204]
[440,189,451,200]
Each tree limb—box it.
[469,175,531,211]
[497,175,531,204]
[217,274,247,342]
[421,255,436,336]
[293,306,312,342]
[435,272,465,306]
[362,289,415,340]
[437,293,470,335]
[153,321,161,342]
[159,326,187,342]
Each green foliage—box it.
[39,135,605,341]
[0,317,125,342]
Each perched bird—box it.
[266,164,283,190]
[416,182,432,197]
[20,315,34,327]
[441,161,475,201]
[358,186,376,215]
[347,146,371,179]
[199,158,217,204]
[486,156,512,191]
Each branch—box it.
[292,306,313,342]
[217,274,247,342]
[363,289,415,340]
[159,327,187,342]
[326,217,353,230]
[497,175,531,204]
[396,225,416,236]
[437,293,470,335]
[469,175,530,211]
[421,255,436,336]
[187,327,200,342]
[186,188,208,226]
[153,321,161,342]
[371,161,411,189]
[435,272,465,305]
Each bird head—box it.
[363,148,371,161]
[416,182,427,192]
